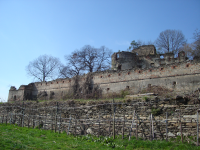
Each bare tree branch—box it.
[26,55,61,82]
[155,29,186,54]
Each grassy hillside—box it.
[0,124,199,150]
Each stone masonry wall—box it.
[8,60,200,102]
[1,99,200,140]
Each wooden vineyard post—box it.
[6,108,8,125]
[38,113,41,129]
[75,114,77,136]
[51,108,53,132]
[67,114,72,135]
[152,113,154,140]
[98,114,100,137]
[149,114,152,141]
[129,110,135,141]
[28,115,30,128]
[108,114,111,137]
[44,104,47,130]
[166,112,168,141]
[122,113,125,139]
[197,110,199,146]
[136,120,138,140]
[180,112,183,143]
[22,102,24,127]
[112,99,115,139]
[55,102,58,133]
[59,109,62,134]
[14,114,16,124]
[2,114,4,124]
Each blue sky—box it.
[0,0,200,102]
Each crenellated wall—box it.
[8,60,200,102]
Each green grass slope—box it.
[0,124,199,150]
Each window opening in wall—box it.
[107,88,110,91]
[117,53,119,59]
[14,95,16,100]
[63,81,64,83]
[57,82,58,84]
[118,65,121,70]
[118,73,121,76]
[127,72,130,75]
[126,86,129,89]
[51,82,53,84]
[186,64,190,67]
[100,76,103,78]
[173,81,177,86]
[138,70,141,73]
[149,69,152,72]
[160,67,164,71]
[160,55,164,59]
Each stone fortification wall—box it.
[93,61,200,95]
[8,60,200,102]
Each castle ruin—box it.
[8,45,200,102]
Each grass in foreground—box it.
[0,124,199,150]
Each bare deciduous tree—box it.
[155,29,186,54]
[192,29,200,57]
[59,50,85,78]
[178,29,200,59]
[26,55,61,82]
[178,43,193,59]
[60,45,112,78]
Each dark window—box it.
[173,81,176,85]
[118,65,121,70]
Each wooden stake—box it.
[55,102,58,133]
[59,110,62,133]
[129,110,135,140]
[166,112,168,141]
[122,113,125,139]
[98,114,100,137]
[67,114,71,135]
[75,114,77,136]
[149,114,152,141]
[180,112,183,143]
[197,110,199,146]
[112,99,115,139]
